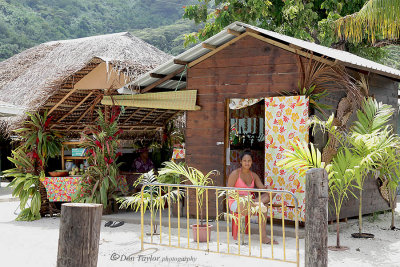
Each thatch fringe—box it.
[0,32,171,132]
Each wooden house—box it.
[121,22,400,221]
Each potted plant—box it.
[160,161,219,242]
[157,163,183,217]
[117,170,184,235]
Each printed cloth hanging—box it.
[229,98,263,110]
[172,148,185,159]
[264,96,309,221]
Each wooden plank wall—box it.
[184,34,398,220]
[185,35,300,217]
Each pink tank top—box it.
[228,169,255,208]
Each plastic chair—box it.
[231,211,251,240]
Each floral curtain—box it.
[229,98,263,110]
[264,96,309,222]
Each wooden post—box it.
[57,203,103,267]
[305,168,328,267]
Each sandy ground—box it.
[0,199,400,267]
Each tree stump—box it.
[57,203,103,267]
[305,168,328,267]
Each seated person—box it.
[131,148,154,173]
[227,150,278,244]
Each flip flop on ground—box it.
[109,221,125,228]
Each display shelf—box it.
[61,141,87,170]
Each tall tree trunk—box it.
[336,212,340,248]
[359,189,363,234]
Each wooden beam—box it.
[55,124,161,128]
[48,87,79,115]
[173,59,189,65]
[75,97,103,123]
[122,108,142,124]
[53,92,94,125]
[152,111,173,124]
[202,43,217,50]
[138,109,156,124]
[289,43,303,50]
[188,32,249,68]
[141,67,185,93]
[246,32,335,66]
[150,73,186,82]
[245,27,260,35]
[227,29,242,36]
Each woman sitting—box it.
[227,150,278,244]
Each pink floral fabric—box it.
[40,175,128,202]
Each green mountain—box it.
[0,0,398,72]
[0,0,197,60]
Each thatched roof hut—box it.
[0,32,174,137]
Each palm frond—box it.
[277,140,327,176]
[352,97,394,134]
[335,0,400,44]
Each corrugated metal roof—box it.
[120,21,400,94]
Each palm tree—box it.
[279,97,399,245]
[278,141,359,249]
[335,0,400,45]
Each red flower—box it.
[95,140,101,149]
[36,137,39,144]
[44,116,53,128]
[113,129,123,137]
[116,152,122,157]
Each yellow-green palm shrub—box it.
[278,97,399,246]
[117,170,184,234]
[159,161,219,226]
[278,141,359,248]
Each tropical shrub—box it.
[159,161,218,226]
[278,97,399,246]
[75,108,124,210]
[117,170,184,234]
[5,111,62,221]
